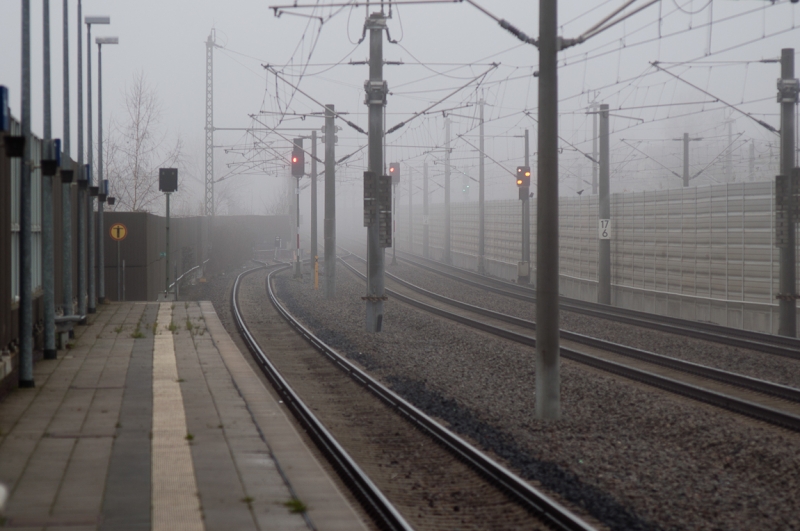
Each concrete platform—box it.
[0,301,368,531]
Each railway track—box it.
[231,262,597,531]
[393,250,800,361]
[340,252,800,433]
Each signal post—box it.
[291,139,304,279]
[390,163,399,265]
[516,165,531,284]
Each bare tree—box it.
[106,71,183,212]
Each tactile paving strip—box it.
[151,303,205,531]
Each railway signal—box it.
[389,162,400,185]
[516,166,531,199]
[291,148,304,177]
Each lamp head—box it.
[85,16,110,25]
[96,36,119,45]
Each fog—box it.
[2,1,798,230]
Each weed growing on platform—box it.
[241,496,254,508]
[284,499,307,514]
[152,321,158,335]
[131,322,145,338]
[185,433,194,441]
[184,302,188,309]
[114,326,123,334]
[186,319,193,332]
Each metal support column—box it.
[683,133,689,188]
[311,130,317,262]
[20,0,34,387]
[598,104,611,305]
[42,0,56,359]
[778,48,797,337]
[97,42,105,303]
[365,12,387,332]
[408,165,412,252]
[423,161,429,258]
[205,32,215,216]
[478,99,485,274]
[293,137,303,279]
[592,102,598,195]
[86,21,95,313]
[165,192,170,293]
[391,182,397,265]
[444,117,451,264]
[62,0,73,316]
[520,129,531,284]
[76,0,86,321]
[324,104,336,299]
[535,0,560,420]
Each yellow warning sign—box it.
[110,223,128,241]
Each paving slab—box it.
[0,301,369,531]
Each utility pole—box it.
[519,129,531,284]
[42,0,56,360]
[324,104,336,299]
[20,0,34,387]
[62,0,73,315]
[293,137,303,279]
[598,104,611,305]
[444,117,451,264]
[205,31,215,216]
[364,12,387,333]
[749,141,755,181]
[423,161,429,258]
[777,48,798,337]
[536,0,560,420]
[311,130,318,262]
[478,99,485,274]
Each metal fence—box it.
[398,181,799,334]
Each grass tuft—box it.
[284,499,307,514]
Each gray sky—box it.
[2,0,799,217]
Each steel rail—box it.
[246,264,598,531]
[393,250,800,361]
[231,264,414,531]
[344,253,800,405]
[339,255,800,433]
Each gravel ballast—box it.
[380,259,800,390]
[274,262,800,531]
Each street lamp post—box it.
[84,16,109,313]
[96,35,118,304]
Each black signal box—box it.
[159,168,178,193]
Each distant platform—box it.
[0,301,367,530]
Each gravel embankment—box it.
[275,262,800,531]
[379,259,800,389]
